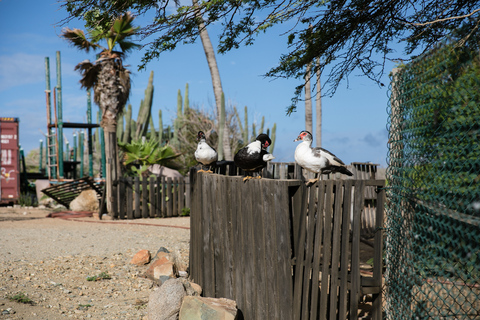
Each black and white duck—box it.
[294,130,353,185]
[194,131,218,173]
[234,133,275,181]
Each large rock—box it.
[69,189,99,212]
[146,252,173,280]
[148,278,186,320]
[130,249,151,266]
[179,296,238,320]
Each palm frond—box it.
[74,60,100,89]
[61,28,99,53]
[118,40,141,53]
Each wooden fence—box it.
[111,176,189,219]
[189,170,385,320]
[107,161,382,224]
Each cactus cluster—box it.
[233,105,276,154]
[116,71,168,145]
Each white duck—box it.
[294,130,353,185]
[194,131,218,173]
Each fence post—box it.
[167,177,173,217]
[149,176,155,218]
[142,177,149,218]
[118,178,126,219]
[126,177,133,219]
[134,176,141,218]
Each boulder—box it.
[148,278,186,320]
[69,189,99,212]
[130,250,151,266]
[145,252,172,280]
[153,261,176,279]
[179,296,238,320]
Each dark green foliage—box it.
[8,292,34,305]
[63,0,480,113]
[386,27,480,319]
[86,272,112,281]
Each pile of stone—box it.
[130,248,238,320]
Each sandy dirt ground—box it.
[0,206,190,320]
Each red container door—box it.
[0,118,20,204]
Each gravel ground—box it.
[0,206,190,320]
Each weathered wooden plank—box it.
[223,177,234,300]
[173,178,178,217]
[232,176,246,314]
[202,174,215,297]
[301,182,319,320]
[252,179,266,319]
[350,180,365,320]
[134,177,141,219]
[179,178,185,215]
[329,180,345,320]
[149,177,155,218]
[161,177,166,217]
[339,180,353,318]
[319,181,334,320]
[372,183,385,320]
[166,178,173,217]
[126,177,133,219]
[263,180,278,319]
[142,177,148,218]
[212,175,224,297]
[292,181,309,320]
[309,181,326,320]
[243,178,255,320]
[155,177,160,217]
[191,171,202,285]
[118,179,125,220]
[276,182,294,320]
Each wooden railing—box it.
[189,170,385,320]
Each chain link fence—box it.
[385,28,480,319]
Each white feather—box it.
[294,140,328,174]
[195,140,217,164]
[263,154,275,162]
[246,140,261,155]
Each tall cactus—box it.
[173,89,183,147]
[116,112,124,142]
[135,70,154,140]
[217,92,225,160]
[149,115,158,142]
[259,116,265,136]
[184,83,190,115]
[158,110,163,144]
[244,106,248,143]
[270,123,276,154]
[122,104,132,144]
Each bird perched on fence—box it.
[234,133,275,182]
[294,130,353,186]
[194,131,218,173]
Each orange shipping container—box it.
[0,117,20,204]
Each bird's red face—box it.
[262,140,270,148]
[294,131,309,142]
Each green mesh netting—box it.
[385,28,480,319]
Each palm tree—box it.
[192,0,232,161]
[61,12,139,217]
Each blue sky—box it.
[0,0,399,167]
